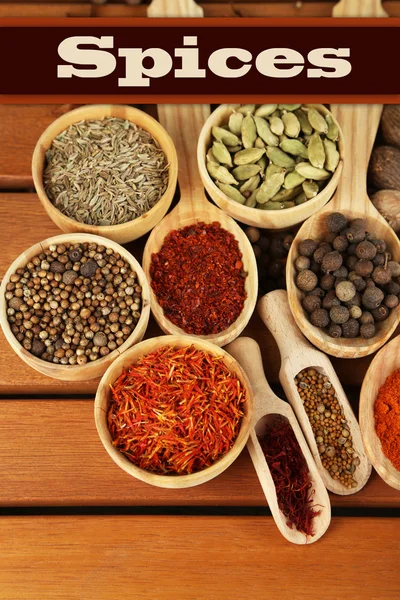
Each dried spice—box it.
[107,345,247,475]
[5,242,142,364]
[374,368,400,471]
[44,117,169,226]
[295,369,359,488]
[150,222,247,335]
[258,418,320,536]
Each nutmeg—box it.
[381,105,400,149]
[369,146,400,190]
[371,190,400,233]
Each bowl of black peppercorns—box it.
[287,212,400,358]
[0,234,151,380]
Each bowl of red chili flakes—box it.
[95,335,254,488]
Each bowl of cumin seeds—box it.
[32,105,178,244]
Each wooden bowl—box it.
[32,104,178,244]
[94,335,254,489]
[0,233,151,381]
[360,335,400,490]
[197,104,344,230]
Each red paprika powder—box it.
[150,221,247,335]
[374,368,400,471]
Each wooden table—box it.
[0,3,400,599]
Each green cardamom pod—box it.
[269,116,284,136]
[266,146,295,169]
[258,201,284,211]
[245,188,259,208]
[212,126,241,147]
[295,191,308,205]
[282,112,301,138]
[241,115,257,149]
[240,174,261,193]
[228,112,244,136]
[226,144,242,154]
[212,141,233,167]
[295,162,330,181]
[207,148,219,164]
[232,164,261,181]
[283,171,306,190]
[302,180,319,199]
[255,137,266,149]
[217,182,246,204]
[237,104,256,115]
[302,107,328,134]
[207,161,238,185]
[256,171,285,204]
[294,109,313,135]
[323,138,340,172]
[266,163,285,178]
[254,116,279,147]
[282,201,296,208]
[254,104,277,118]
[257,156,268,173]
[279,139,309,159]
[278,104,301,111]
[326,114,339,142]
[308,132,326,169]
[234,147,265,165]
[270,185,302,203]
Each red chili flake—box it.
[258,419,321,537]
[107,345,247,476]
[150,222,247,335]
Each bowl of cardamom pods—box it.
[198,104,344,230]
[32,104,178,244]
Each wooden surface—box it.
[0,516,398,600]
[0,397,397,508]
[227,336,331,544]
[360,335,400,490]
[197,103,343,230]
[287,105,400,358]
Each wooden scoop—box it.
[143,0,258,347]
[287,0,399,359]
[259,290,372,495]
[360,334,400,490]
[226,337,331,544]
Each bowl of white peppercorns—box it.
[0,234,150,381]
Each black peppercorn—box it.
[313,243,332,265]
[385,294,399,309]
[342,318,360,338]
[360,323,376,339]
[373,239,386,253]
[320,273,335,291]
[310,308,330,328]
[330,305,350,325]
[296,270,318,292]
[295,256,311,272]
[362,287,384,309]
[80,260,98,278]
[326,212,347,233]
[329,323,342,338]
[322,251,343,273]
[355,241,377,260]
[360,311,374,325]
[31,339,46,357]
[333,235,349,253]
[385,281,400,296]
[50,261,65,274]
[69,248,83,263]
[372,253,386,267]
[355,259,374,278]
[62,270,78,285]
[372,305,390,321]
[372,266,392,286]
[322,290,341,310]
[299,239,318,258]
[302,295,322,313]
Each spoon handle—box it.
[333,0,387,17]
[258,290,317,367]
[226,337,289,422]
[148,0,203,17]
[329,104,382,214]
[148,0,208,205]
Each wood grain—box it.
[0,398,398,507]
[0,516,399,600]
[0,193,397,393]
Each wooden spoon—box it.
[360,334,400,490]
[259,290,371,495]
[287,0,397,359]
[226,337,331,544]
[143,0,258,347]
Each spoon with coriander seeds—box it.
[226,336,331,544]
[143,0,257,347]
[259,290,371,495]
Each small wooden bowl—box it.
[360,334,400,490]
[0,233,151,381]
[32,104,178,244]
[197,104,344,230]
[94,335,254,489]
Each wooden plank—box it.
[0,192,394,393]
[0,516,399,600]
[0,398,398,507]
[0,3,90,16]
